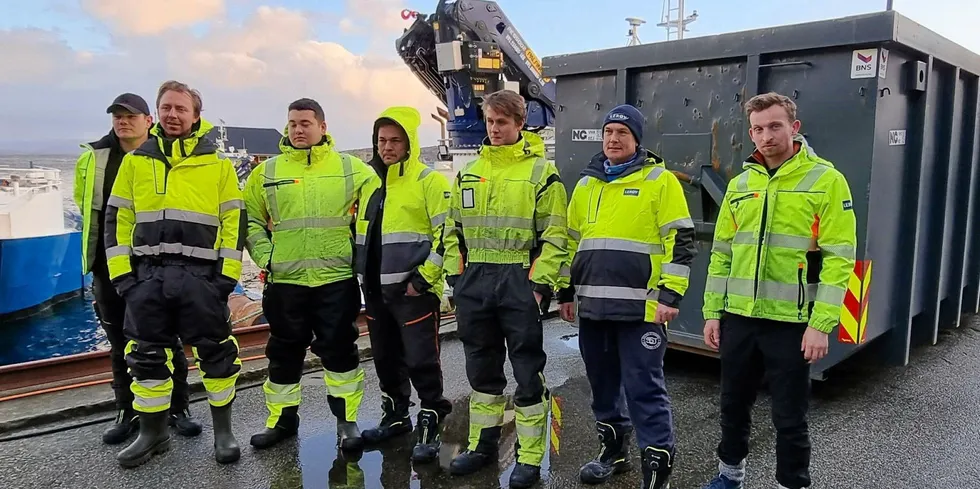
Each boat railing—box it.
[0,166,62,199]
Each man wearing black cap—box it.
[558,104,696,489]
[73,93,201,445]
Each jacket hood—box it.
[84,130,118,152]
[370,106,422,173]
[581,147,664,181]
[278,123,336,163]
[478,130,546,162]
[137,117,219,164]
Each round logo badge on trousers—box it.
[641,331,662,350]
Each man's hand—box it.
[703,319,721,351]
[406,282,420,296]
[801,326,829,363]
[655,303,679,324]
[559,302,576,322]
[259,270,267,284]
[533,291,542,305]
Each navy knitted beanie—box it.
[603,104,645,144]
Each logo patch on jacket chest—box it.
[842,200,853,211]
[623,188,640,196]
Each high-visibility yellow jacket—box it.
[703,136,857,333]
[355,106,451,298]
[73,133,116,275]
[105,119,246,288]
[244,129,381,287]
[443,131,570,290]
[565,149,697,323]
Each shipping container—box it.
[542,10,980,378]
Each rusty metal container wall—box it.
[543,11,980,377]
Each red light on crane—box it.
[401,9,419,20]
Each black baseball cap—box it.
[106,93,150,115]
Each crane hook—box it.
[401,9,419,20]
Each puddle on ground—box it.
[280,395,554,488]
[558,333,579,350]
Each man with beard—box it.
[73,93,201,445]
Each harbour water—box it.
[0,155,102,366]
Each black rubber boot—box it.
[449,449,497,476]
[250,406,300,450]
[329,396,364,452]
[361,395,411,445]
[211,403,241,464]
[641,446,674,489]
[102,408,138,445]
[169,408,202,437]
[509,463,542,488]
[579,422,632,484]
[116,411,170,468]
[411,409,441,464]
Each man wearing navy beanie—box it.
[558,103,696,488]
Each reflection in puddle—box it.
[558,333,579,350]
[284,394,557,488]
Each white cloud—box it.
[0,3,442,152]
[81,0,226,36]
[342,0,413,36]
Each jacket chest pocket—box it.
[263,177,303,224]
[491,178,535,221]
[772,191,823,239]
[459,175,488,219]
[728,191,764,230]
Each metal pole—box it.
[886,0,893,11]
[677,0,685,39]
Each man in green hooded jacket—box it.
[354,106,452,464]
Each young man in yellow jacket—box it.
[558,104,696,489]
[73,93,200,445]
[104,80,246,467]
[355,106,452,463]
[244,98,381,453]
[443,89,570,488]
[700,92,856,489]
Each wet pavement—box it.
[2,317,980,488]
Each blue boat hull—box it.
[0,231,86,317]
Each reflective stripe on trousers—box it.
[324,367,365,422]
[263,380,302,429]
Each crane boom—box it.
[396,1,556,165]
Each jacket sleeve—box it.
[216,158,246,282]
[442,172,465,286]
[353,158,382,267]
[655,171,697,308]
[243,161,274,270]
[557,178,585,304]
[810,172,858,333]
[105,154,136,286]
[72,150,90,209]
[530,160,571,290]
[414,171,452,292]
[703,183,738,320]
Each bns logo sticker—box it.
[843,200,853,210]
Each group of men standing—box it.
[75,80,855,489]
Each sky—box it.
[0,0,977,154]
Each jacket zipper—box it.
[730,193,757,206]
[797,263,805,319]
[752,186,768,301]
